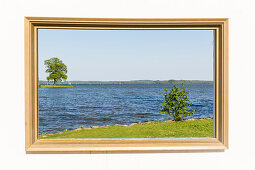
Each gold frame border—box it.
[25,17,228,153]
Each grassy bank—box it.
[39,118,213,139]
[39,85,74,88]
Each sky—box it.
[38,29,214,81]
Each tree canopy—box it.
[44,57,67,85]
[159,83,195,121]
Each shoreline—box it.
[39,85,74,88]
[39,80,214,85]
[41,117,213,137]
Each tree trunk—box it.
[53,79,56,86]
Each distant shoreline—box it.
[39,80,213,85]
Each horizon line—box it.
[39,79,214,82]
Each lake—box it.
[38,84,214,134]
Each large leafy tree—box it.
[44,57,67,85]
[159,83,195,121]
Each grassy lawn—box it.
[39,85,74,88]
[39,118,213,139]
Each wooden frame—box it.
[25,17,228,153]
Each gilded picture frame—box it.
[25,17,228,153]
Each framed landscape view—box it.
[25,17,228,152]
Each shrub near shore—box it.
[39,118,213,139]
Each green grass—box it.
[39,85,74,88]
[39,119,213,139]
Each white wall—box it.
[1,0,255,169]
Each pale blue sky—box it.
[38,29,214,81]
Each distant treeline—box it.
[39,80,213,85]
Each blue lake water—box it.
[38,84,214,134]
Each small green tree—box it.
[159,83,195,121]
[44,57,67,85]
